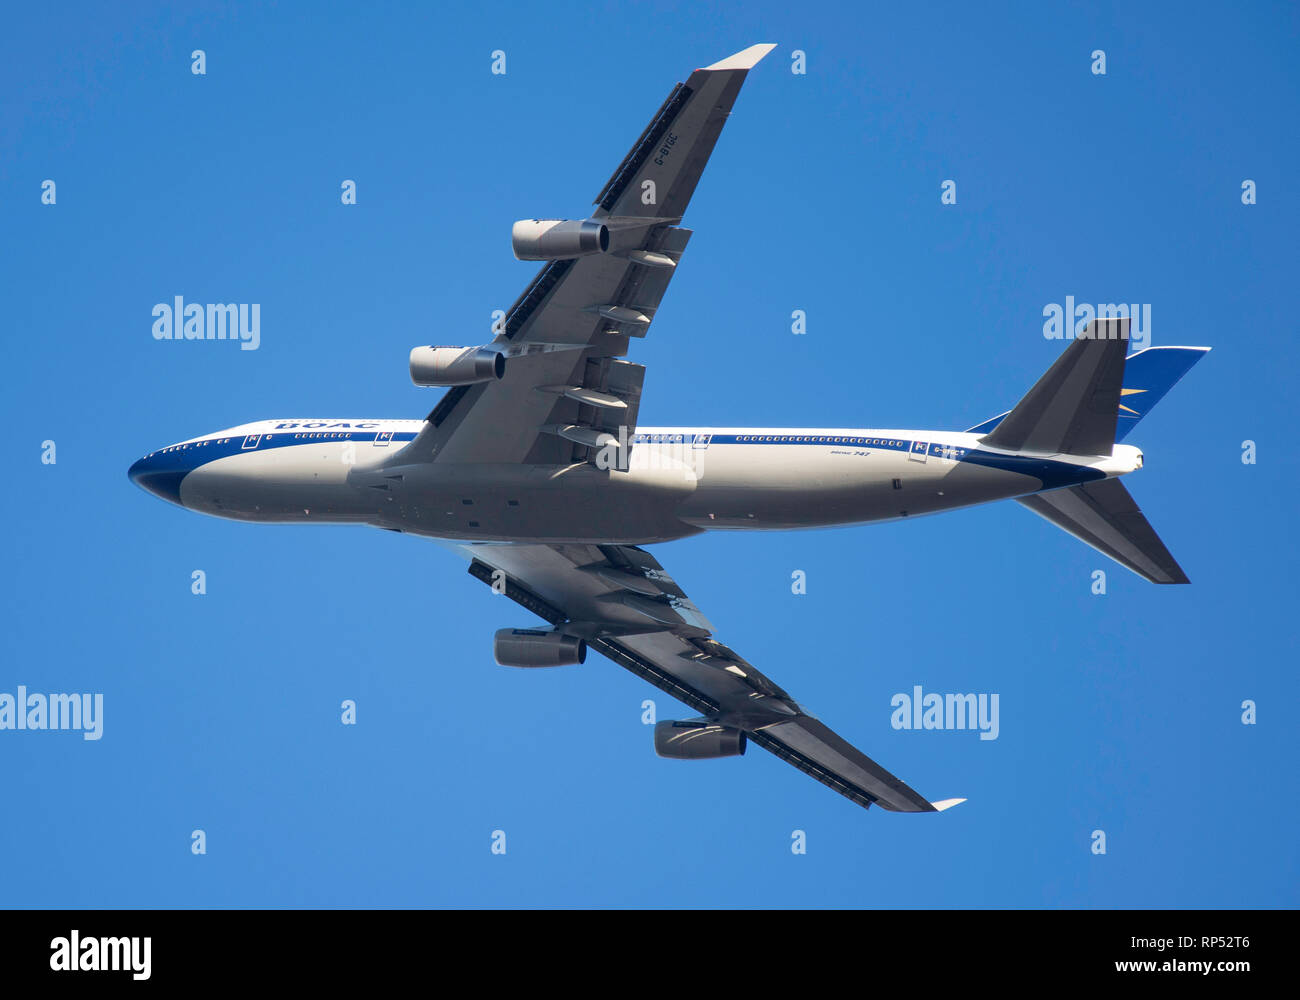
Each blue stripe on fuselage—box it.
[128,427,1105,507]
[637,433,1106,492]
[127,430,421,504]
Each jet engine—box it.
[511,219,610,260]
[409,346,505,386]
[493,628,587,667]
[654,720,748,759]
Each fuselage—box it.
[128,418,1143,543]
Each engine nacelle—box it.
[493,628,587,668]
[512,218,610,261]
[654,720,748,760]
[409,346,505,386]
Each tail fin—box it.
[1112,346,1211,441]
[967,333,1210,448]
[974,320,1209,584]
[1016,479,1189,584]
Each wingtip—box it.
[930,798,967,812]
[701,43,778,72]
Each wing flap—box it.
[751,718,937,812]
[596,45,776,220]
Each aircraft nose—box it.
[128,452,188,507]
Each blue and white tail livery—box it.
[967,345,1210,442]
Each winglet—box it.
[930,798,967,812]
[702,43,778,72]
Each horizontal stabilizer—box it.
[1016,478,1189,584]
[982,318,1130,456]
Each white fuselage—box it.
[129,418,1142,544]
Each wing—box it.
[394,44,777,467]
[458,541,964,814]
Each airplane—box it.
[129,43,1208,815]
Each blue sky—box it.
[2,1,1297,907]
